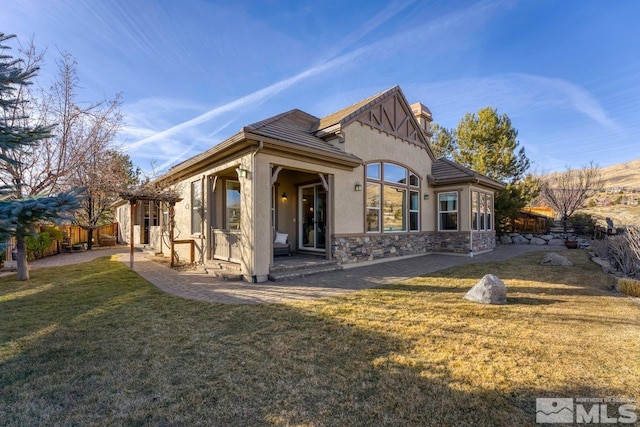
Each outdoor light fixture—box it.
[423,194,430,200]
[236,167,248,178]
[281,192,287,202]
[354,182,362,191]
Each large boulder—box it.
[539,234,554,241]
[463,274,507,305]
[529,237,547,245]
[541,252,573,266]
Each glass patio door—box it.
[299,184,326,251]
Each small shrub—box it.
[590,234,639,276]
[26,227,64,260]
[618,278,640,297]
[571,213,596,236]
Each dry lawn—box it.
[0,251,638,426]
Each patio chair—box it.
[273,230,291,257]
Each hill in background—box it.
[536,159,640,228]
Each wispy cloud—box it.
[127,0,511,163]
[413,73,620,132]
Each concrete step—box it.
[269,258,337,274]
[268,264,342,282]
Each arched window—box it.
[366,162,420,233]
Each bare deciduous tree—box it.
[539,163,603,233]
[0,47,123,199]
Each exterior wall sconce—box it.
[354,182,363,191]
[281,192,287,202]
[236,167,248,178]
[423,194,430,200]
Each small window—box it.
[366,183,381,232]
[191,180,202,234]
[225,180,241,230]
[438,192,458,231]
[409,173,419,187]
[480,194,486,230]
[472,192,478,230]
[409,191,420,231]
[366,163,381,180]
[489,195,494,230]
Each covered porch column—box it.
[248,155,272,282]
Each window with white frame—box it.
[471,191,493,231]
[438,192,458,231]
[366,162,420,232]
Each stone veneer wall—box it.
[471,231,497,253]
[332,231,497,265]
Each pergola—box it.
[119,188,182,269]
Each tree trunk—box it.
[87,228,94,250]
[16,235,30,281]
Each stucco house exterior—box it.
[115,86,503,282]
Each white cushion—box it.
[274,232,288,245]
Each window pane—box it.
[366,163,380,180]
[226,180,241,230]
[383,163,407,184]
[410,191,419,210]
[191,181,202,234]
[409,173,419,187]
[438,192,458,231]
[440,212,458,230]
[410,212,419,231]
[366,183,380,207]
[383,185,406,231]
[487,195,493,230]
[480,194,486,230]
[439,193,457,211]
[472,192,478,230]
[366,208,379,232]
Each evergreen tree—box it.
[0,33,80,280]
[433,107,538,233]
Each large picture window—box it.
[471,191,493,231]
[191,180,202,235]
[365,162,420,233]
[438,192,458,231]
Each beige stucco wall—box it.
[338,121,436,233]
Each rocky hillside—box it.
[599,158,640,190]
[581,158,640,227]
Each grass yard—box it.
[0,251,638,426]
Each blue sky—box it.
[2,0,639,175]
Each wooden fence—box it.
[10,223,121,259]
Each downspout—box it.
[251,140,264,283]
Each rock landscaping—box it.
[463,274,507,305]
[499,232,588,248]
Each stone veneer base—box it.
[332,231,496,265]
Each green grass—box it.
[0,251,638,426]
